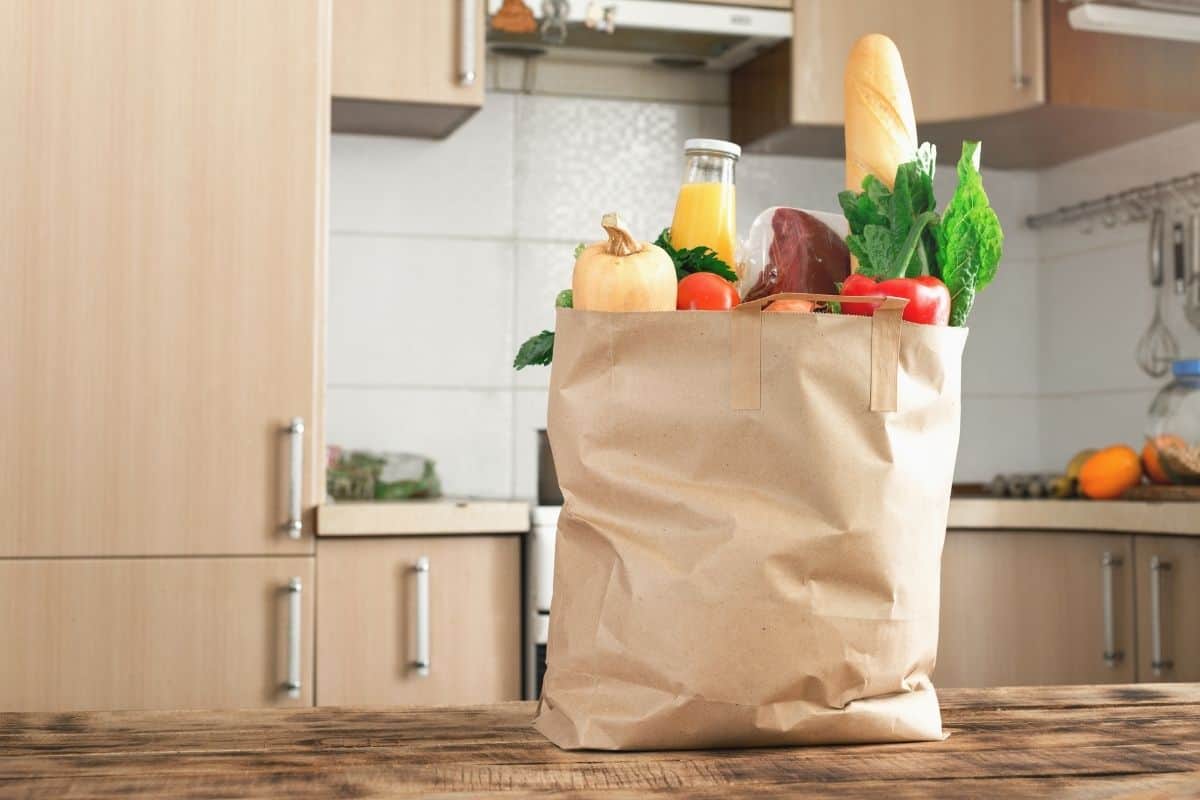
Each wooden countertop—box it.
[2,684,1198,797]
[948,497,1200,536]
[317,499,529,536]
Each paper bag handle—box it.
[730,292,908,413]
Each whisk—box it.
[1137,208,1179,377]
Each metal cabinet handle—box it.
[458,0,476,86]
[285,577,302,698]
[1012,0,1030,89]
[414,557,431,677]
[1150,556,1173,674]
[285,417,304,538]
[1102,552,1124,666]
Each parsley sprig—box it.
[653,229,738,283]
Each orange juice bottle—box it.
[669,138,740,271]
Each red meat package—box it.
[740,207,852,301]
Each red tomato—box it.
[676,272,739,310]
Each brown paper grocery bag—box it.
[534,294,968,750]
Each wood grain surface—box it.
[0,685,1197,798]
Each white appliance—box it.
[527,505,560,699]
[487,0,791,71]
[1069,1,1200,43]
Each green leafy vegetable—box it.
[555,289,573,308]
[838,141,938,280]
[573,243,586,259]
[936,141,1004,326]
[653,228,739,283]
[514,330,554,370]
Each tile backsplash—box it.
[326,90,1126,499]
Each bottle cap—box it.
[1172,358,1200,377]
[683,138,741,160]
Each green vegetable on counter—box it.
[653,228,739,284]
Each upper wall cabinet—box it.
[733,0,1200,168]
[332,0,485,138]
[1,0,327,557]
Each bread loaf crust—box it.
[844,34,917,192]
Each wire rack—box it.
[1025,171,1200,230]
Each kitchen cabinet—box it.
[0,1,328,557]
[937,530,1136,688]
[332,0,484,137]
[1135,536,1200,683]
[316,536,522,706]
[0,558,314,712]
[732,0,1200,168]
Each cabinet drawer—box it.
[0,557,314,712]
[937,530,1135,688]
[1135,536,1200,683]
[316,536,522,706]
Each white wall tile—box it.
[514,95,730,242]
[1038,390,1157,471]
[328,235,515,388]
[326,388,514,498]
[512,389,549,501]
[960,257,1039,396]
[330,94,515,237]
[736,154,844,233]
[957,395,1043,481]
[1039,239,1200,395]
[514,241,575,389]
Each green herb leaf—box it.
[842,147,939,279]
[653,228,739,283]
[555,289,573,308]
[937,141,1004,326]
[573,243,586,260]
[513,330,554,370]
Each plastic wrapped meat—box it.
[741,207,851,301]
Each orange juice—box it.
[670,182,737,270]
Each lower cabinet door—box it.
[937,530,1136,688]
[1135,535,1200,683]
[316,536,522,706]
[0,557,314,711]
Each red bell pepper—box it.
[840,274,951,326]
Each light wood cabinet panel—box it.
[733,0,1200,167]
[0,558,315,712]
[317,536,522,706]
[787,0,1042,127]
[937,530,1136,688]
[1136,536,1200,683]
[332,0,484,137]
[0,1,328,557]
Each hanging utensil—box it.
[1137,208,1180,378]
[1188,213,1200,329]
[1174,220,1187,295]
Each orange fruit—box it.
[1079,445,1143,499]
[765,298,815,313]
[1143,435,1187,485]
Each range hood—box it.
[1069,0,1200,43]
[486,0,791,71]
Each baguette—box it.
[843,34,917,192]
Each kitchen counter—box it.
[947,497,1200,536]
[2,684,1197,797]
[317,499,529,536]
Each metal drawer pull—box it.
[414,557,431,677]
[285,417,304,538]
[1150,556,1173,674]
[285,577,302,698]
[458,0,476,86]
[1012,0,1030,89]
[1101,552,1124,666]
